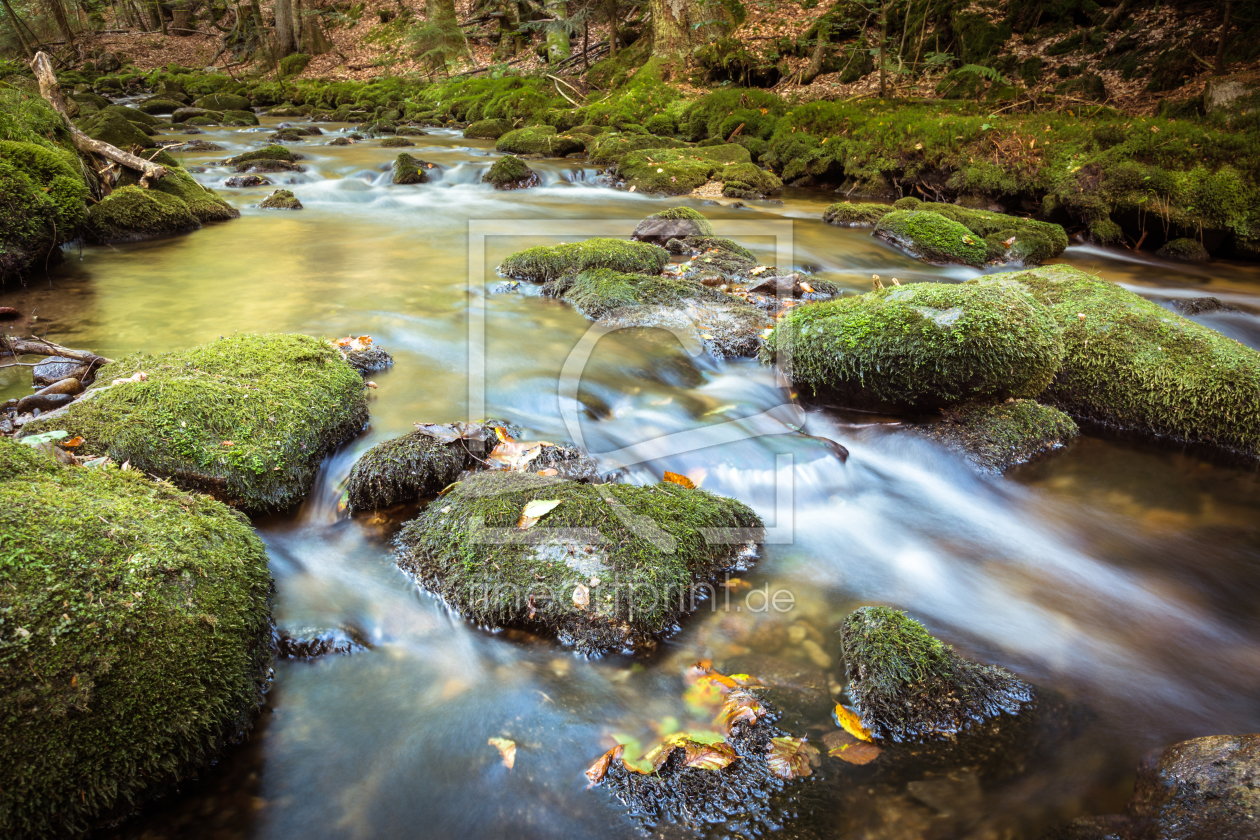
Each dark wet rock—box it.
[391,153,429,185]
[171,107,221,123]
[224,175,272,188]
[676,243,760,284]
[327,137,353,146]
[0,306,20,319]
[34,377,83,397]
[379,136,414,148]
[0,438,272,840]
[276,626,369,658]
[632,206,716,244]
[762,281,1065,413]
[482,155,539,190]
[342,346,394,374]
[15,393,74,413]
[224,144,297,166]
[33,357,89,386]
[1161,295,1240,316]
[237,159,304,174]
[664,235,753,260]
[85,186,201,244]
[394,471,762,654]
[258,189,302,210]
[841,606,1034,743]
[912,399,1079,473]
[1156,237,1211,262]
[169,139,224,152]
[498,238,668,282]
[268,129,309,142]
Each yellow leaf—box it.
[517,498,561,529]
[488,737,516,769]
[834,704,874,742]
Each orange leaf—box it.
[585,743,624,785]
[62,436,84,448]
[663,471,695,489]
[834,704,874,743]
[683,741,738,771]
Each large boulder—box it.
[616,144,769,196]
[822,201,891,228]
[911,399,1079,473]
[631,206,715,244]
[463,118,513,140]
[84,186,201,243]
[587,132,689,166]
[1156,237,1211,262]
[498,237,669,282]
[22,334,368,510]
[136,97,183,114]
[760,281,1065,412]
[895,198,1068,265]
[394,471,763,654]
[171,107,222,123]
[482,155,539,189]
[0,141,90,284]
[495,125,584,157]
[100,104,159,127]
[224,144,296,166]
[974,265,1260,460]
[116,167,239,223]
[0,439,272,839]
[392,152,429,185]
[874,210,988,267]
[840,606,1034,743]
[76,109,156,150]
[194,92,251,112]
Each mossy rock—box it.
[677,245,759,284]
[718,161,782,197]
[185,116,220,127]
[0,141,91,284]
[874,210,988,267]
[0,439,272,839]
[85,186,201,243]
[117,167,239,224]
[617,144,752,195]
[913,399,1079,473]
[910,203,1068,266]
[392,153,429,185]
[100,104,159,127]
[760,281,1065,412]
[76,109,156,150]
[495,125,584,157]
[1156,237,1210,262]
[234,159,304,174]
[483,155,539,190]
[973,266,1260,460]
[259,189,302,209]
[393,471,763,653]
[380,136,413,148]
[221,109,260,126]
[396,127,426,137]
[172,107,221,123]
[269,129,309,143]
[632,206,715,244]
[822,202,890,228]
[464,118,513,140]
[499,238,669,282]
[225,144,296,166]
[193,93,251,112]
[265,104,304,117]
[345,430,481,512]
[643,113,677,136]
[137,98,183,114]
[279,52,311,77]
[22,334,368,510]
[70,91,112,114]
[587,133,689,166]
[665,235,755,262]
[841,606,1033,743]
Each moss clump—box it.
[85,185,201,244]
[0,141,91,284]
[380,136,414,148]
[279,52,311,77]
[914,399,1079,473]
[172,107,221,123]
[760,281,1064,412]
[0,439,272,839]
[666,235,755,261]
[221,109,260,126]
[392,153,429,185]
[117,167,239,223]
[499,238,668,282]
[22,334,368,510]
[909,203,1068,265]
[617,144,752,195]
[463,118,513,140]
[345,429,493,512]
[193,92,251,111]
[76,109,156,149]
[718,161,782,198]
[632,206,716,243]
[841,606,1033,743]
[137,98,183,114]
[822,202,890,227]
[495,125,584,157]
[973,266,1260,460]
[482,154,539,189]
[874,210,989,267]
[225,144,295,166]
[588,133,690,166]
[1156,237,1210,262]
[394,471,763,653]
[100,104,159,127]
[259,189,302,209]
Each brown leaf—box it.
[516,499,562,529]
[831,741,882,765]
[414,422,487,445]
[663,471,695,489]
[572,583,590,611]
[625,741,675,774]
[682,740,738,771]
[488,737,516,769]
[714,689,765,733]
[585,743,624,785]
[765,736,818,780]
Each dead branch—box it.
[0,336,112,367]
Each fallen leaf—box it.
[221,441,235,447]
[799,282,814,294]
[766,736,818,779]
[682,740,738,770]
[488,436,550,472]
[714,689,765,733]
[488,737,516,769]
[834,704,874,743]
[585,743,624,785]
[517,498,562,529]
[663,471,695,489]
[749,265,770,276]
[61,436,84,448]
[414,422,487,444]
[366,381,378,389]
[572,583,590,610]
[538,468,558,476]
[833,742,882,765]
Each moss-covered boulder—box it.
[499,237,669,282]
[0,439,272,839]
[100,104,159,127]
[913,399,1079,473]
[0,141,91,284]
[760,281,1065,412]
[380,136,414,148]
[76,109,156,149]
[224,144,296,166]
[588,133,689,166]
[841,606,1033,743]
[1156,237,1210,262]
[495,125,584,157]
[137,97,183,114]
[973,265,1260,460]
[85,186,201,243]
[394,471,763,653]
[265,104,303,117]
[22,334,368,510]
[392,153,429,185]
[482,155,539,189]
[822,202,890,227]
[234,159,304,174]
[617,144,755,195]
[222,109,260,126]
[719,161,783,199]
[632,206,715,244]
[194,92,251,112]
[117,167,239,223]
[874,210,988,267]
[172,107,221,123]
[69,90,111,115]
[900,200,1069,266]
[259,189,302,209]
[464,118,513,140]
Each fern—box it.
[955,63,1008,84]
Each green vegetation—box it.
[874,210,989,267]
[495,125,584,157]
[588,132,689,166]
[499,238,669,282]
[0,140,90,284]
[116,167,239,224]
[345,428,500,511]
[259,189,303,209]
[482,154,539,189]
[616,144,779,196]
[896,200,1069,265]
[761,281,1064,411]
[913,399,1079,473]
[393,152,428,185]
[464,118,513,140]
[0,439,272,839]
[193,92,251,111]
[279,53,312,77]
[225,144,295,165]
[85,186,201,243]
[632,206,716,243]
[1156,237,1210,262]
[76,109,156,149]
[394,471,762,653]
[841,606,1032,744]
[22,334,369,510]
[974,266,1260,459]
[380,136,414,148]
[822,202,890,227]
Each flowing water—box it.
[8,116,1260,840]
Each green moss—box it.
[973,266,1260,459]
[392,153,428,185]
[85,186,201,244]
[841,606,1032,743]
[279,53,311,77]
[76,109,156,149]
[117,167,239,224]
[482,154,538,189]
[221,109,260,126]
[588,133,690,166]
[225,144,295,166]
[761,281,1065,412]
[910,203,1068,265]
[137,98,183,114]
[464,118,513,140]
[617,144,752,195]
[0,151,79,284]
[499,238,668,282]
[874,210,989,267]
[394,471,762,653]
[632,206,716,243]
[379,136,413,148]
[259,189,302,210]
[719,161,782,196]
[22,334,368,510]
[1156,237,1210,262]
[0,439,272,839]
[669,236,755,261]
[193,92,251,111]
[914,399,1079,473]
[101,104,159,127]
[822,202,891,227]
[345,426,512,512]
[644,113,677,136]
[495,125,584,157]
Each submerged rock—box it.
[259,189,302,209]
[394,471,762,653]
[912,399,1079,472]
[974,265,1260,461]
[276,626,369,658]
[498,237,668,282]
[85,185,201,243]
[391,152,429,185]
[495,125,584,157]
[631,206,715,244]
[0,439,272,840]
[482,155,540,190]
[841,606,1034,743]
[1162,295,1240,316]
[22,333,368,510]
[761,281,1065,412]
[463,118,513,140]
[1156,236,1211,262]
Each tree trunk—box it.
[650,0,728,60]
[606,0,616,57]
[297,0,332,55]
[545,0,569,64]
[878,0,887,98]
[800,21,829,85]
[2,0,36,56]
[1104,0,1134,32]
[48,0,76,47]
[582,15,588,69]
[425,0,466,62]
[274,0,296,55]
[1215,0,1233,75]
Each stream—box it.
[7,116,1260,840]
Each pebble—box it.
[801,639,832,669]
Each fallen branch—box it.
[29,51,168,186]
[0,336,112,368]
